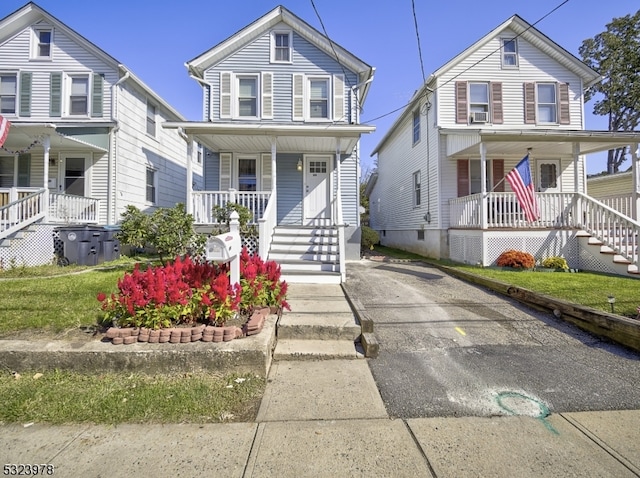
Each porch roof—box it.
[163,121,376,155]
[3,123,111,153]
[443,128,640,158]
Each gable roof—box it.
[0,2,185,120]
[186,5,374,104]
[371,14,602,156]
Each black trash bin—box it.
[99,226,121,263]
[56,225,102,266]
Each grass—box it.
[0,370,265,424]
[372,245,640,318]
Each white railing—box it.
[191,189,271,225]
[258,190,277,259]
[0,189,47,240]
[596,194,633,219]
[48,193,100,224]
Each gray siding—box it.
[204,151,220,190]
[277,153,303,224]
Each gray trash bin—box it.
[56,225,102,266]
[99,226,121,262]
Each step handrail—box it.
[0,189,47,241]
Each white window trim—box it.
[233,73,260,119]
[233,154,261,190]
[270,30,293,64]
[306,75,332,121]
[535,82,558,124]
[412,109,421,145]
[31,26,53,60]
[58,153,92,196]
[469,82,490,113]
[413,170,421,208]
[63,72,91,118]
[145,166,157,204]
[501,38,518,69]
[0,72,18,117]
[146,100,157,137]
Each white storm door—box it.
[537,159,561,193]
[303,155,330,224]
[59,154,91,196]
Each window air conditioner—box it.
[471,111,488,123]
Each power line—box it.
[363,0,571,124]
[412,0,426,84]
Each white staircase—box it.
[268,226,342,284]
[577,231,640,277]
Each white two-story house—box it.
[0,2,202,268]
[368,14,640,277]
[164,6,375,283]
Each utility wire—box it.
[412,0,426,85]
[363,0,570,124]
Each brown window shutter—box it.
[558,82,570,124]
[455,81,468,124]
[490,82,503,124]
[457,159,470,197]
[524,83,536,124]
[492,159,504,192]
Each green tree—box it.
[579,10,640,173]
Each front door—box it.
[537,159,561,193]
[303,155,330,225]
[59,154,90,196]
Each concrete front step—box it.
[277,312,361,340]
[281,270,342,284]
[279,260,339,272]
[273,339,363,360]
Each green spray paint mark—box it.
[496,391,559,435]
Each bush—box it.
[212,203,254,234]
[496,249,535,269]
[541,256,569,270]
[361,226,379,250]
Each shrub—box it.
[361,226,380,250]
[541,256,569,270]
[212,202,254,234]
[496,249,535,269]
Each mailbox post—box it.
[205,211,241,286]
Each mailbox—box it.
[206,232,240,263]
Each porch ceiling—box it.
[163,121,376,155]
[2,123,110,153]
[444,129,640,159]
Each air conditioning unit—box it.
[471,111,488,123]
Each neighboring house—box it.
[368,15,640,277]
[587,169,639,219]
[164,6,375,283]
[0,2,202,268]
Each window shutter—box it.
[219,153,232,190]
[19,72,32,117]
[50,72,62,117]
[524,83,536,124]
[91,74,103,117]
[220,72,232,119]
[292,73,304,121]
[492,159,504,192]
[457,159,469,197]
[558,82,570,124]
[261,153,272,191]
[333,74,345,121]
[490,82,503,124]
[262,72,273,119]
[455,81,468,124]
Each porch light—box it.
[607,295,616,314]
[296,158,302,171]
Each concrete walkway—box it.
[1,284,640,477]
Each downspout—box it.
[109,70,130,224]
[178,128,193,215]
[186,64,211,121]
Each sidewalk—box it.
[1,284,640,477]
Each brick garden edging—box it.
[104,306,274,345]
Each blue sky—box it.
[2,0,636,175]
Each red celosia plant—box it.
[97,255,240,329]
[239,248,290,313]
[496,249,535,269]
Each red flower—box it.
[97,292,106,302]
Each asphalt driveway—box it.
[345,259,640,419]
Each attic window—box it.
[271,31,292,63]
[32,27,53,59]
[501,38,518,68]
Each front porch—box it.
[448,192,640,276]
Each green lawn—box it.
[373,245,640,318]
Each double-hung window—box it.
[412,110,421,145]
[501,38,518,68]
[309,78,329,119]
[69,76,89,115]
[536,83,557,123]
[238,158,257,192]
[146,101,157,136]
[0,74,17,115]
[272,31,292,63]
[469,82,489,120]
[413,171,421,207]
[32,28,52,59]
[237,75,258,118]
[146,168,156,204]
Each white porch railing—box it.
[192,190,271,225]
[48,193,100,224]
[449,192,640,269]
[258,190,277,259]
[596,194,633,218]
[0,188,47,240]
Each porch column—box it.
[186,136,193,215]
[42,135,50,189]
[572,142,580,192]
[271,136,277,196]
[633,143,640,221]
[335,141,342,226]
[479,143,487,230]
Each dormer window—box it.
[271,31,292,63]
[32,27,53,59]
[501,38,518,68]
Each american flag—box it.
[505,154,539,222]
[0,114,10,148]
